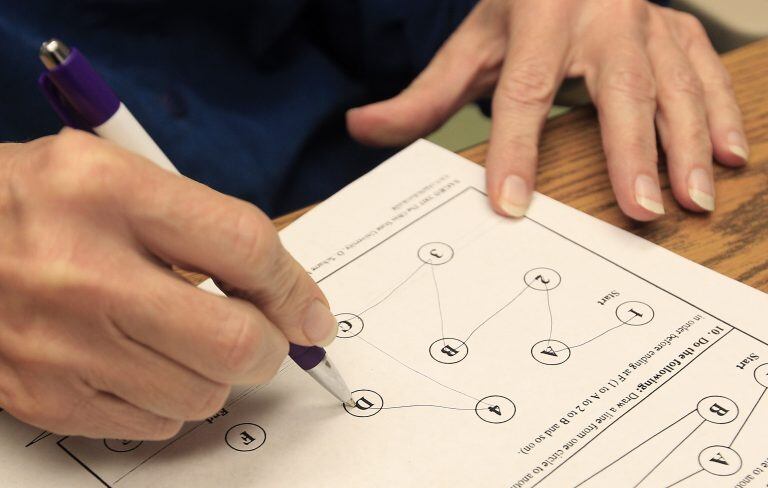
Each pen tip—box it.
[344,398,356,408]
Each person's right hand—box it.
[0,129,338,440]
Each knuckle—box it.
[602,68,656,103]
[633,0,650,16]
[49,128,97,157]
[676,12,707,39]
[687,123,712,152]
[608,133,658,163]
[623,0,647,10]
[505,132,540,156]
[39,131,125,200]
[708,68,734,92]
[28,259,112,312]
[47,395,83,426]
[4,134,87,193]
[488,132,539,169]
[5,346,80,406]
[664,67,704,98]
[218,310,264,377]
[187,383,230,420]
[606,0,650,22]
[633,137,659,160]
[267,258,306,316]
[496,62,557,109]
[44,130,99,171]
[475,46,504,76]
[11,388,85,431]
[230,204,277,271]
[10,395,48,427]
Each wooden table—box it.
[274,38,768,292]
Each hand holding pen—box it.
[0,39,351,441]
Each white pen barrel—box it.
[96,104,222,295]
[94,103,180,175]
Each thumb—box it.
[218,248,338,348]
[347,12,503,147]
[346,80,460,147]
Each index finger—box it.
[485,4,570,217]
[108,146,338,348]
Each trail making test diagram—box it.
[2,143,766,488]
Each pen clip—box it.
[37,72,93,132]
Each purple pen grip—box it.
[288,344,326,370]
[40,48,119,127]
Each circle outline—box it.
[343,389,384,418]
[523,268,562,291]
[103,439,142,453]
[531,339,571,365]
[417,242,454,266]
[475,395,516,424]
[335,312,365,339]
[429,337,469,364]
[224,423,267,452]
[696,395,739,424]
[614,301,655,326]
[698,445,742,476]
[753,363,768,388]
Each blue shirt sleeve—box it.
[0,0,671,215]
[0,0,478,215]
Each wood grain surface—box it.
[273,38,768,292]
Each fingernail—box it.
[688,168,715,212]
[634,174,665,216]
[727,131,749,162]
[302,300,338,346]
[498,175,530,217]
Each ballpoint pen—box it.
[38,38,354,407]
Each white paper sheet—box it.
[2,140,767,487]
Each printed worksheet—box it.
[1,140,767,487]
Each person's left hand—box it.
[346,0,748,221]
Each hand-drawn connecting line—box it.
[521,267,655,366]
[0,408,54,449]
[574,363,768,487]
[25,430,53,447]
[334,242,654,423]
